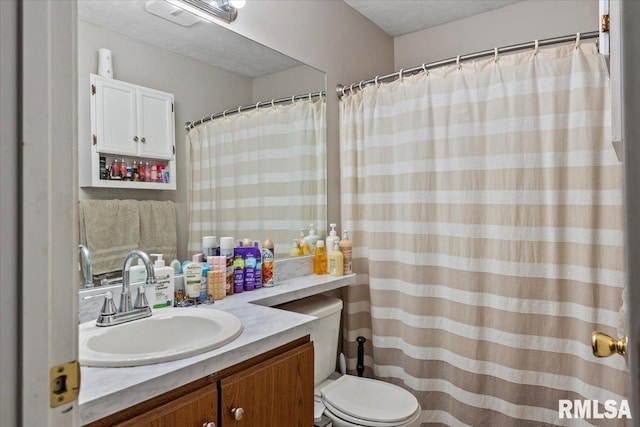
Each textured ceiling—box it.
[344,0,524,37]
[78,1,526,77]
[77,0,302,78]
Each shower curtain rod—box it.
[185,90,326,131]
[336,31,599,98]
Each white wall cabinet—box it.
[79,74,177,190]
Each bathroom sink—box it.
[79,308,243,367]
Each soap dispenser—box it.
[150,253,175,309]
[299,229,311,256]
[325,223,339,269]
[306,223,320,252]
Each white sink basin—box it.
[79,308,243,367]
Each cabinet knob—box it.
[140,137,146,143]
[133,136,138,142]
[231,407,244,420]
[202,423,216,427]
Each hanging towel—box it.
[138,200,178,262]
[79,199,140,276]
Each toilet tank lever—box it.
[356,336,366,377]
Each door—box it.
[95,77,138,156]
[21,0,79,426]
[114,384,218,427]
[220,342,314,427]
[137,88,175,160]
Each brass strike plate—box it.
[50,361,80,408]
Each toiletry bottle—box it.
[233,246,245,294]
[132,160,138,181]
[243,249,257,291]
[120,158,127,179]
[144,161,151,182]
[262,239,275,287]
[150,254,175,309]
[202,235,218,260]
[339,230,353,275]
[220,237,235,295]
[325,223,339,270]
[329,242,344,277]
[138,160,145,182]
[314,240,327,275]
[111,158,120,179]
[306,223,320,252]
[183,260,203,300]
[169,258,182,275]
[289,240,301,257]
[253,241,262,289]
[200,262,209,303]
[299,229,311,255]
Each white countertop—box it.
[78,273,355,425]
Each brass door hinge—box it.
[601,14,610,32]
[50,361,80,408]
[92,134,97,145]
[91,84,96,95]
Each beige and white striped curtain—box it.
[188,97,326,257]
[340,43,626,426]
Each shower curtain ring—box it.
[575,32,581,49]
[256,101,260,109]
[399,69,404,81]
[341,85,347,97]
[359,80,365,91]
[223,109,227,117]
[494,47,499,63]
[237,106,242,114]
[456,55,461,70]
[534,39,539,55]
[291,95,296,103]
[374,75,380,87]
[210,113,215,121]
[271,99,275,107]
[350,83,355,94]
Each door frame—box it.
[21,0,79,425]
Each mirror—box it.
[77,0,326,285]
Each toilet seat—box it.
[320,376,420,426]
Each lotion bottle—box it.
[329,242,344,276]
[183,261,203,299]
[339,230,353,275]
[325,223,339,270]
[150,254,175,309]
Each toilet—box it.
[279,295,421,427]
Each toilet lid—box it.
[320,376,419,424]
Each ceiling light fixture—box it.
[164,0,244,24]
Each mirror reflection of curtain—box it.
[340,43,625,425]
[188,98,326,257]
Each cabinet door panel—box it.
[114,384,218,427]
[95,79,137,156]
[137,89,174,160]
[220,342,314,427]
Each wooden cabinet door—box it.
[114,384,218,427]
[94,77,138,156]
[137,87,174,160]
[220,341,314,427]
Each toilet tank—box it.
[278,295,343,386]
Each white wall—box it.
[394,0,598,69]
[252,65,326,103]
[78,20,254,261]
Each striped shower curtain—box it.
[188,97,326,257]
[340,43,626,426]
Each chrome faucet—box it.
[96,250,156,327]
[79,245,93,288]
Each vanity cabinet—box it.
[79,74,177,190]
[85,337,314,427]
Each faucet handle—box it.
[134,285,150,309]
[100,291,117,316]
